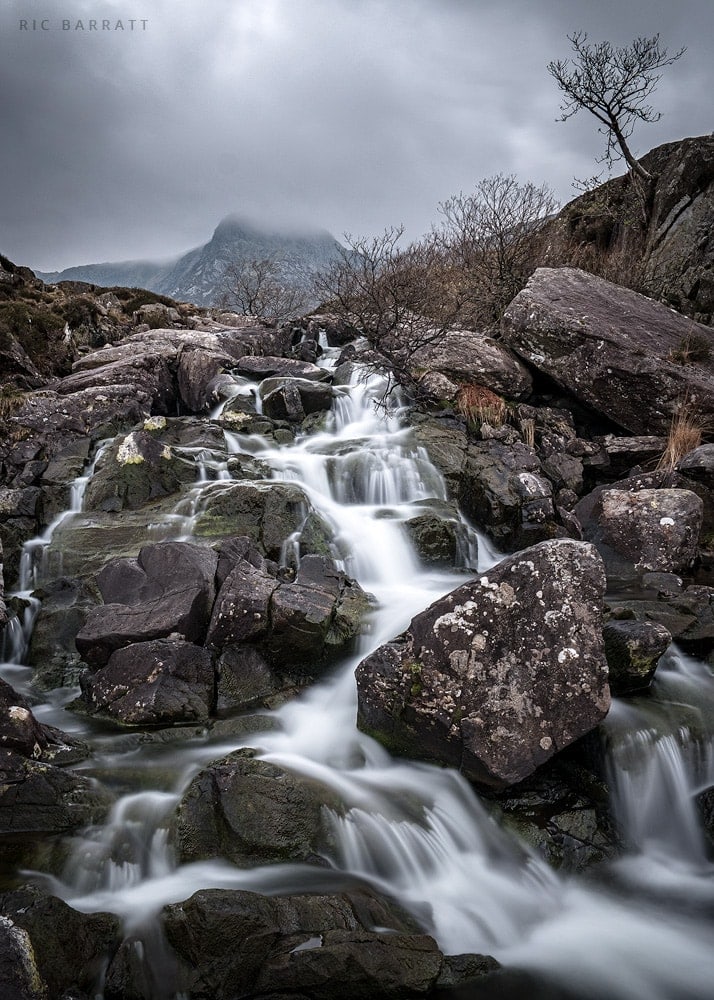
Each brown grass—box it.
[656,403,708,471]
[456,383,507,429]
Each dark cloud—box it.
[1,0,711,270]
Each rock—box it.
[0,749,111,836]
[237,356,331,382]
[0,889,119,1000]
[160,887,445,1000]
[403,511,460,566]
[644,136,714,323]
[193,480,320,559]
[79,638,215,725]
[0,913,44,1000]
[75,541,218,668]
[82,429,195,512]
[410,329,533,399]
[579,487,703,584]
[484,760,621,873]
[261,377,335,422]
[206,545,372,674]
[458,440,562,551]
[599,435,668,479]
[501,267,714,435]
[174,747,338,866]
[0,679,54,759]
[216,645,285,710]
[177,345,234,412]
[4,385,152,464]
[697,786,714,853]
[356,539,610,789]
[677,443,714,539]
[56,350,177,415]
[28,578,100,689]
[602,620,672,694]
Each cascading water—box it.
[4,358,714,999]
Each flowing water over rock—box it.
[1,357,713,998]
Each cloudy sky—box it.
[1,0,711,271]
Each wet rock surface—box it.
[155,887,493,1000]
[175,748,339,866]
[356,539,610,788]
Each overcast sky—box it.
[1,0,711,271]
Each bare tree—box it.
[219,255,308,322]
[547,32,685,183]
[315,226,469,397]
[438,174,557,324]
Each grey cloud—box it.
[1,0,711,271]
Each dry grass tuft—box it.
[456,383,507,429]
[656,403,708,471]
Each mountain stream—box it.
[1,354,713,999]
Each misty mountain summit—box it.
[38,215,344,308]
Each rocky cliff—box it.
[543,134,714,324]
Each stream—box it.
[1,352,713,999]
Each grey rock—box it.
[410,329,533,399]
[356,539,610,788]
[75,541,218,668]
[174,748,338,866]
[160,886,444,1000]
[603,620,672,694]
[502,267,714,435]
[0,749,112,836]
[580,487,703,583]
[79,638,215,725]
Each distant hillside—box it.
[38,216,344,309]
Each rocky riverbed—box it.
[0,256,713,999]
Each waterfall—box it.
[7,359,714,999]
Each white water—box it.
[4,359,714,998]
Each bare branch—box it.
[547,32,685,183]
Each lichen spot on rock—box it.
[144,415,167,431]
[659,517,675,527]
[557,647,579,664]
[116,433,145,465]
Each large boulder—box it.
[193,480,332,560]
[153,888,455,1000]
[174,748,338,866]
[356,539,610,789]
[206,542,372,674]
[578,486,703,584]
[75,541,218,668]
[79,638,215,725]
[410,329,533,400]
[458,440,562,551]
[0,749,112,837]
[82,427,196,512]
[501,267,714,435]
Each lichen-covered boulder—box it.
[356,539,610,789]
[79,638,215,725]
[83,428,195,512]
[580,487,703,583]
